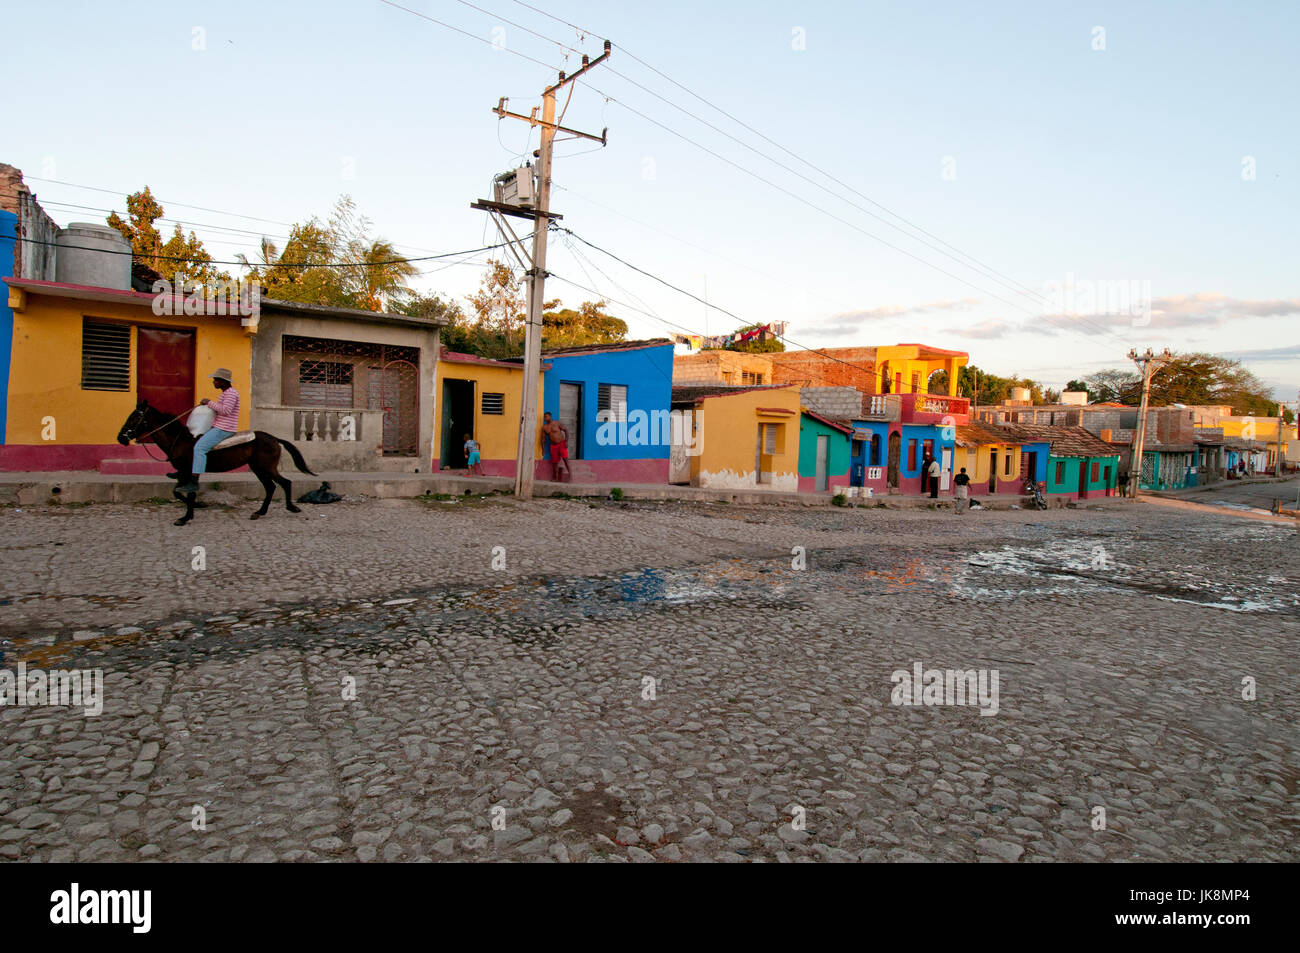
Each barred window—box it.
[742,371,765,385]
[482,392,505,415]
[597,383,627,422]
[299,360,354,406]
[81,320,131,391]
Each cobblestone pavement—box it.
[1,495,1296,862]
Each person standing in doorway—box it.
[954,466,970,513]
[928,456,941,499]
[463,433,484,476]
[541,412,571,482]
[177,369,239,494]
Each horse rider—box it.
[177,368,240,494]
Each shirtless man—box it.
[541,412,571,481]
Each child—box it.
[463,434,484,476]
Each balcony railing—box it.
[899,393,970,423]
[860,394,901,421]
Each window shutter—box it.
[81,320,131,391]
[597,383,627,422]
[482,392,505,415]
[764,423,777,454]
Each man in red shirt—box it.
[177,368,240,493]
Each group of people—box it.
[459,411,572,482]
[919,449,973,513]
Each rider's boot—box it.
[176,473,199,494]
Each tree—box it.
[955,365,1050,404]
[237,196,417,311]
[542,299,628,348]
[107,186,227,287]
[1065,379,1089,393]
[465,260,527,359]
[1083,353,1276,413]
[1083,368,1141,404]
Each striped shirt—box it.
[212,387,240,431]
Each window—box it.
[742,371,765,385]
[482,392,505,415]
[597,383,627,422]
[1091,461,1100,482]
[299,360,354,406]
[1005,451,1013,476]
[1055,462,1065,483]
[762,423,780,454]
[81,320,131,391]
[911,372,920,394]
[908,439,916,470]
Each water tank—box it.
[55,223,132,290]
[1009,386,1031,403]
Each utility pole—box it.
[473,42,611,499]
[1127,347,1172,498]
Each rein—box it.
[131,407,199,462]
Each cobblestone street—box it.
[1,495,1296,863]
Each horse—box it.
[117,399,316,526]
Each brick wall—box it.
[769,348,877,390]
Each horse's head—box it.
[117,399,153,445]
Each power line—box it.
[1,233,522,269]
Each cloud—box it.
[1037,292,1300,331]
[1219,343,1300,362]
[807,298,979,337]
[942,316,1056,339]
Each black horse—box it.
[117,400,316,526]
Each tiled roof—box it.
[997,423,1121,457]
[955,421,1016,447]
[671,384,792,403]
[542,337,673,357]
[801,409,853,435]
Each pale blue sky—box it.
[5,0,1296,398]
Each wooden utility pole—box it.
[1127,347,1172,497]
[474,42,611,499]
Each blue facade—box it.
[541,342,674,462]
[847,420,954,487]
[1021,441,1050,482]
[0,210,15,444]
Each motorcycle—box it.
[1024,474,1049,510]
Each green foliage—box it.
[721,323,785,353]
[831,492,847,507]
[542,299,628,349]
[107,186,228,287]
[1065,379,1089,393]
[237,196,416,311]
[1084,353,1277,413]
[609,487,624,501]
[956,365,1050,404]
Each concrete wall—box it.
[673,349,773,385]
[799,386,861,420]
[250,311,440,473]
[0,165,58,282]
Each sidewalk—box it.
[0,469,1064,510]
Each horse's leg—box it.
[173,490,196,527]
[251,470,275,520]
[270,464,299,513]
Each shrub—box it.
[831,493,848,507]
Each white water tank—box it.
[55,223,132,290]
[1009,386,1031,403]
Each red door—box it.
[137,327,196,416]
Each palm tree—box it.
[353,239,417,311]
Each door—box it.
[1022,451,1037,488]
[440,378,474,468]
[1078,461,1088,499]
[558,382,582,459]
[815,434,829,491]
[940,447,952,490]
[887,432,900,487]
[137,326,195,416]
[989,449,998,493]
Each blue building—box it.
[539,339,674,483]
[0,206,14,444]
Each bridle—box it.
[126,406,200,461]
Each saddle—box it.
[212,431,256,450]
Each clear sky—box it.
[5,0,1296,399]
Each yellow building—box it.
[2,278,252,472]
[670,384,801,490]
[768,343,967,396]
[433,348,547,476]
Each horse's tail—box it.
[276,438,317,475]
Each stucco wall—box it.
[691,386,800,490]
[433,358,544,475]
[4,290,250,451]
[251,311,440,472]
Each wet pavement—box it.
[0,496,1297,862]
